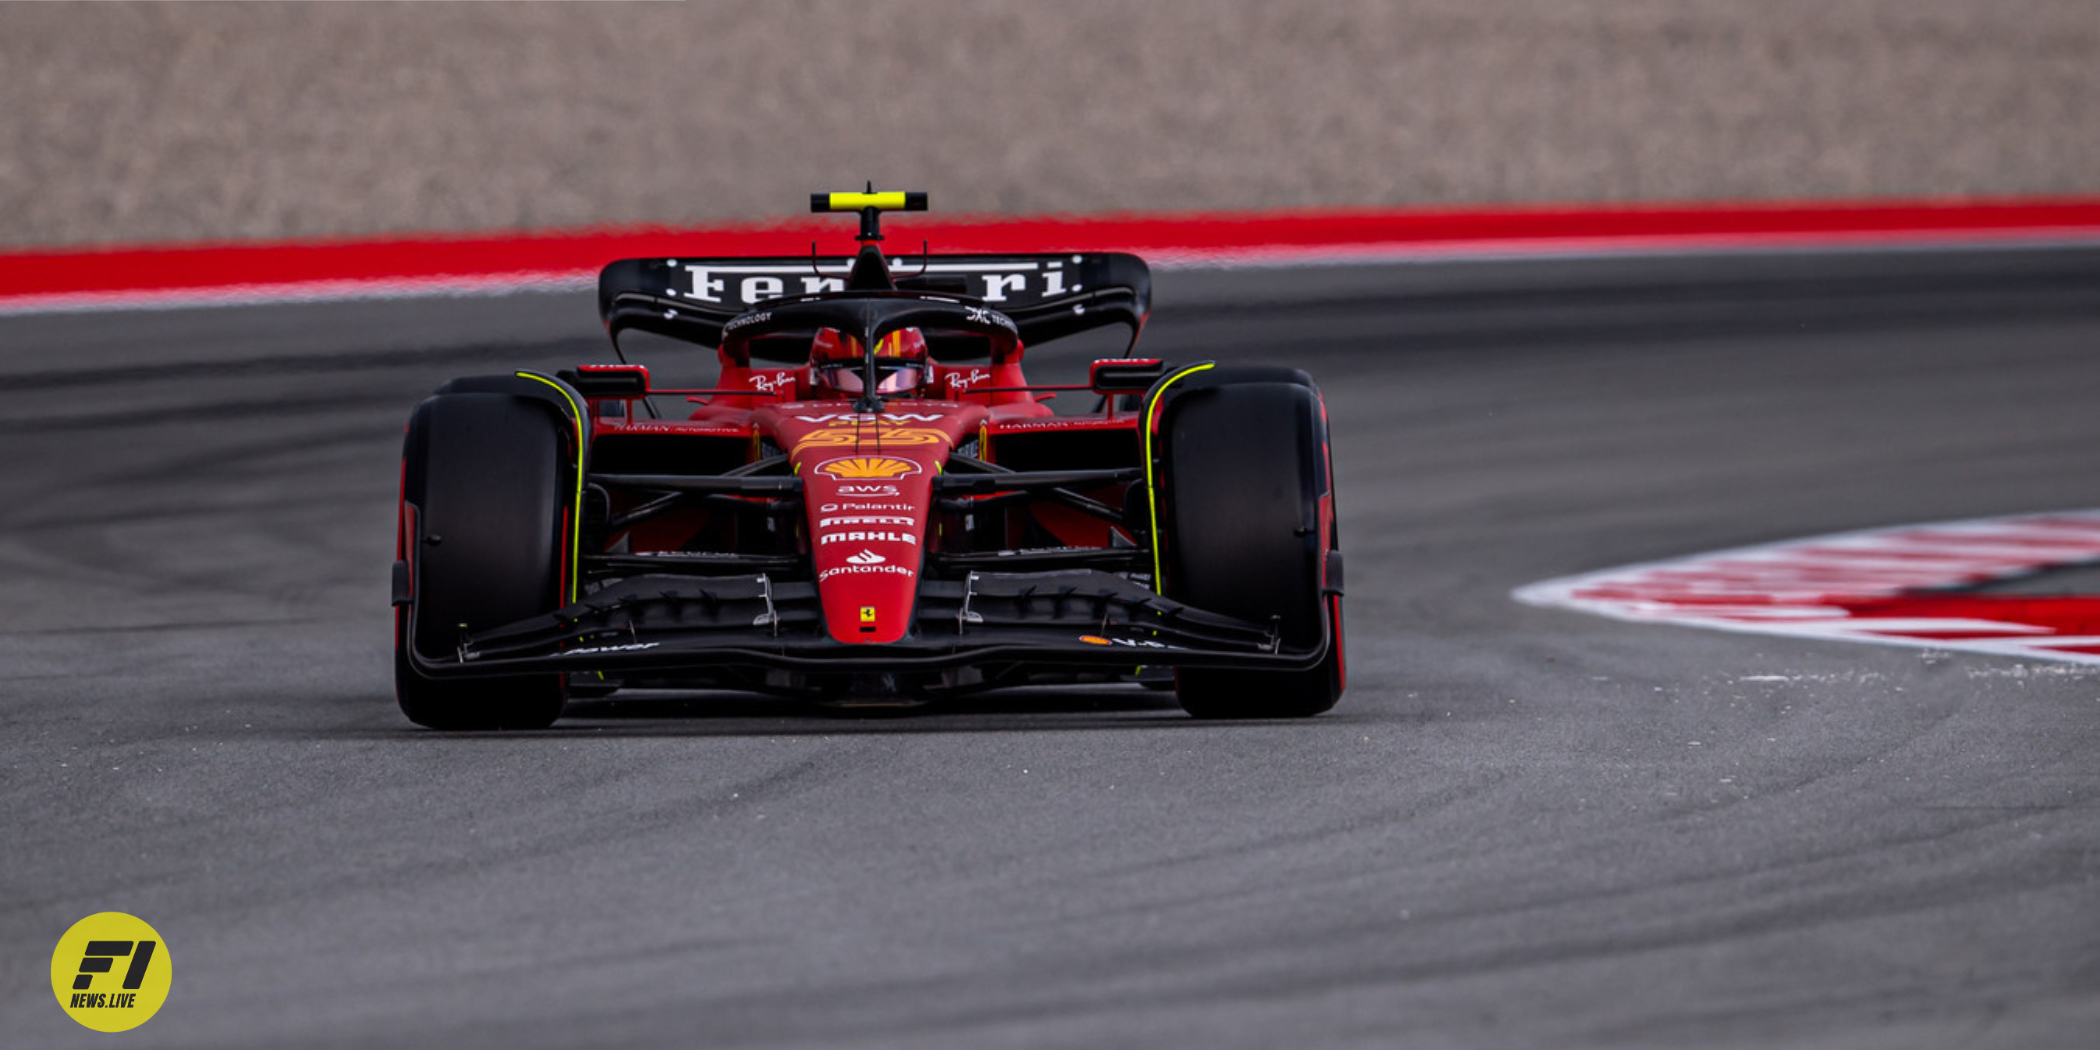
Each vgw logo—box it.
[51,912,171,1032]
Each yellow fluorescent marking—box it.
[1142,362,1215,593]
[827,191,908,211]
[517,372,587,603]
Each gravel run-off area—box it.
[2,0,2097,247]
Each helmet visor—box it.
[820,361,924,395]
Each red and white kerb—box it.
[1514,510,2100,664]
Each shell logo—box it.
[814,456,922,480]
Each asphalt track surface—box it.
[4,248,2099,1048]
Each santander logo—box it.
[847,550,886,566]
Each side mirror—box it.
[1089,358,1171,395]
[559,364,651,397]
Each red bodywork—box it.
[763,401,983,644]
[583,348,1148,649]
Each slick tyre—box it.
[1159,380,1343,718]
[395,393,569,730]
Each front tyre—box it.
[395,393,570,730]
[1158,380,1344,718]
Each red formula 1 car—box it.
[392,191,1343,728]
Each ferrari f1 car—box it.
[393,191,1344,728]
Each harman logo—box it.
[51,912,171,1032]
[815,456,921,480]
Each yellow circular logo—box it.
[51,912,171,1032]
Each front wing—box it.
[400,570,1333,680]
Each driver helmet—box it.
[811,327,929,396]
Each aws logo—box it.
[814,456,921,480]
[51,912,171,1032]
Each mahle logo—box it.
[51,912,171,1032]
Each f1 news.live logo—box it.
[51,912,172,1032]
[68,937,157,1006]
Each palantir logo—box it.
[51,912,172,1032]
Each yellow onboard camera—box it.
[812,189,929,242]
[811,190,928,214]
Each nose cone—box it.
[762,401,988,643]
[805,458,928,644]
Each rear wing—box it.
[598,252,1150,355]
